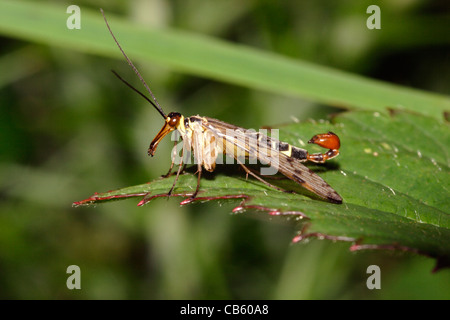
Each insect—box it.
[101,9,342,204]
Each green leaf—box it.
[73,109,450,267]
[0,0,449,119]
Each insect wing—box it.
[203,117,342,203]
[202,117,252,160]
[275,153,342,203]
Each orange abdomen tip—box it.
[308,132,340,150]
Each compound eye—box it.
[167,112,181,127]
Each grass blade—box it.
[0,0,448,119]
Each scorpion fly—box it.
[101,9,343,204]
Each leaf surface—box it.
[73,109,450,265]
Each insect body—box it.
[101,9,342,204]
[148,112,342,204]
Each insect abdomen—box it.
[277,142,307,161]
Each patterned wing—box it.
[202,117,342,203]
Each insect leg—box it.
[238,162,289,193]
[186,125,206,199]
[167,143,186,196]
[162,164,175,178]
[244,166,288,180]
[161,142,177,178]
[167,162,184,196]
[190,163,202,199]
[163,140,186,178]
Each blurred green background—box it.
[0,0,449,299]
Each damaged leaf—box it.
[73,109,450,268]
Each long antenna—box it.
[111,70,165,117]
[100,8,167,119]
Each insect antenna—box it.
[111,70,163,115]
[100,8,167,119]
